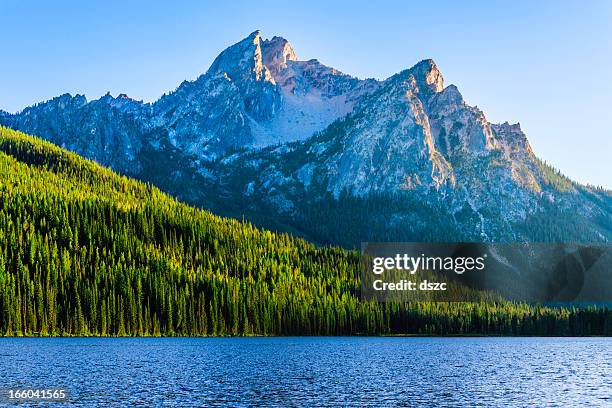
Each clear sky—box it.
[1,0,610,187]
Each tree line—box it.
[0,126,610,336]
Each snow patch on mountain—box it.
[250,90,353,146]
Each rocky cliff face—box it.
[201,58,610,244]
[4,31,372,162]
[1,31,610,245]
[153,30,375,156]
[3,93,149,173]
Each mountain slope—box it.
[0,126,366,336]
[204,60,612,246]
[151,30,378,153]
[1,32,610,247]
[1,31,372,164]
[1,126,610,336]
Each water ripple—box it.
[0,337,610,407]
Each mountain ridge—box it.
[1,31,610,246]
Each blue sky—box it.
[1,0,610,187]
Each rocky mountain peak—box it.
[410,59,445,93]
[24,93,88,113]
[97,92,145,115]
[261,36,298,76]
[207,30,274,83]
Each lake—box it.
[0,337,610,406]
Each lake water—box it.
[0,337,610,406]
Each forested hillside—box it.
[0,127,610,336]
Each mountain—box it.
[1,31,610,247]
[155,31,376,154]
[205,60,612,245]
[2,126,610,336]
[0,93,150,174]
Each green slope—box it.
[0,126,610,336]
